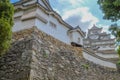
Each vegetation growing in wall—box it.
[82,64,89,70]
[0,0,14,56]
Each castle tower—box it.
[83,25,117,59]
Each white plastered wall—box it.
[83,51,116,68]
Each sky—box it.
[10,0,120,32]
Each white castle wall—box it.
[35,8,70,44]
[95,53,119,58]
[13,19,35,32]
[98,46,115,51]
[12,0,85,45]
[72,31,83,45]
[13,10,36,32]
[83,51,116,68]
[12,6,74,44]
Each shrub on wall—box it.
[0,0,14,56]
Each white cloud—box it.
[69,0,84,5]
[58,0,84,6]
[62,7,99,31]
[51,0,113,33]
[51,0,100,31]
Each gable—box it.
[38,0,53,10]
[38,0,48,9]
[14,0,53,11]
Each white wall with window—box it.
[35,8,71,44]
[70,31,83,45]
[13,0,84,45]
[13,10,36,32]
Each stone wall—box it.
[0,27,120,80]
[0,35,33,80]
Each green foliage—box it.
[0,0,14,56]
[109,24,120,59]
[117,46,120,59]
[117,60,120,66]
[42,49,49,58]
[98,0,120,21]
[109,24,120,43]
[82,64,89,70]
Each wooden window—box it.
[49,21,56,29]
[77,38,80,43]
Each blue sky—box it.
[11,0,119,32]
[11,0,19,3]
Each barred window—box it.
[49,21,56,29]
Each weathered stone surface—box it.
[0,27,120,80]
[0,38,33,80]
